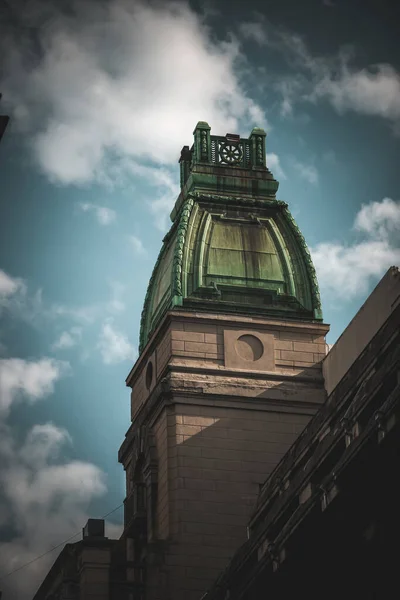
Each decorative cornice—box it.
[172,196,194,298]
[139,197,195,353]
[188,191,287,208]
[138,242,167,354]
[282,206,322,318]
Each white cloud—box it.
[354,197,400,239]
[0,271,58,328]
[0,270,24,297]
[266,152,286,180]
[127,160,180,231]
[292,160,319,184]
[1,0,267,187]
[150,191,179,232]
[106,281,126,314]
[312,64,400,126]
[311,198,400,301]
[97,319,136,365]
[257,25,400,130]
[18,423,72,468]
[0,268,126,331]
[238,21,268,46]
[0,357,70,416]
[50,302,100,324]
[0,419,117,600]
[0,270,29,326]
[312,239,400,298]
[2,290,42,328]
[79,202,116,225]
[275,79,301,117]
[52,326,82,350]
[130,235,146,255]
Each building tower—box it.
[118,122,329,600]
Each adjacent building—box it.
[31,122,399,600]
[204,265,400,600]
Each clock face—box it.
[219,140,243,165]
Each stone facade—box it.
[119,310,329,600]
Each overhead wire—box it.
[0,503,124,582]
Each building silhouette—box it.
[31,123,400,600]
[204,266,400,600]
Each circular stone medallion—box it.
[235,334,264,362]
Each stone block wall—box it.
[170,321,224,363]
[158,402,312,600]
[121,310,329,600]
[79,545,112,600]
[153,409,170,539]
[127,312,328,422]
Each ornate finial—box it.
[250,127,266,135]
[249,127,267,168]
[193,121,211,163]
[193,121,211,132]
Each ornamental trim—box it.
[255,135,264,166]
[282,206,322,315]
[172,196,195,297]
[138,243,167,354]
[188,191,287,208]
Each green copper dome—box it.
[139,122,322,352]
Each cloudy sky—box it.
[0,0,399,596]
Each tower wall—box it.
[119,311,329,600]
[119,121,329,600]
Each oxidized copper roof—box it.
[139,122,322,352]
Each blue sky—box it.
[0,0,399,597]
